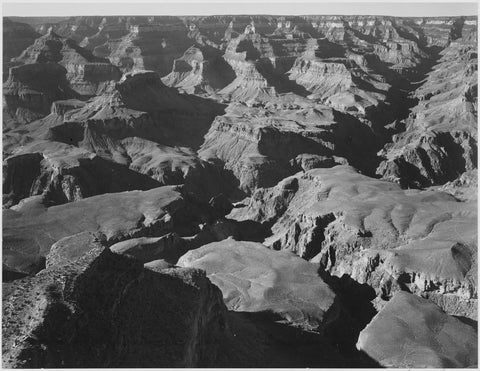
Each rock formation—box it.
[357,291,477,368]
[3,185,210,275]
[2,13,478,369]
[377,27,478,187]
[3,62,72,123]
[199,101,378,194]
[3,70,227,207]
[162,46,235,95]
[178,238,339,330]
[98,19,191,76]
[2,247,228,367]
[11,28,122,97]
[2,19,40,79]
[231,166,477,318]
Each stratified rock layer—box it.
[231,165,477,318]
[377,28,477,187]
[3,185,209,275]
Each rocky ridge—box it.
[230,166,477,319]
[2,247,228,367]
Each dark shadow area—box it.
[453,315,478,332]
[47,90,226,151]
[331,110,384,176]
[256,58,312,97]
[316,38,347,58]
[2,267,29,282]
[236,38,261,60]
[318,270,379,360]
[218,310,382,368]
[203,52,237,90]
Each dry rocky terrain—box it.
[2,14,478,368]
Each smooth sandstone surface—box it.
[357,291,477,368]
[178,238,338,329]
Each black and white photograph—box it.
[1,0,478,368]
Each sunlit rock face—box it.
[357,291,477,368]
[2,13,478,369]
[178,238,340,331]
[10,29,122,96]
[230,166,477,319]
[377,27,478,187]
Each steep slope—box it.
[3,28,121,124]
[98,20,191,76]
[12,28,121,97]
[199,99,382,195]
[79,17,131,50]
[3,70,228,207]
[2,247,227,368]
[230,165,477,318]
[2,185,210,275]
[162,46,235,95]
[43,16,100,42]
[2,13,478,369]
[49,70,224,149]
[3,18,40,79]
[162,46,209,93]
[2,147,162,208]
[3,62,72,123]
[377,28,477,187]
[288,47,389,115]
[218,27,278,103]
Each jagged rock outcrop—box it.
[3,70,228,207]
[3,149,162,207]
[48,70,224,148]
[218,31,278,103]
[162,46,235,95]
[162,46,210,93]
[230,165,477,318]
[11,28,121,97]
[3,62,71,123]
[79,17,131,50]
[46,231,105,268]
[99,20,191,76]
[41,71,227,199]
[357,291,477,368]
[56,17,99,40]
[178,238,339,330]
[3,185,211,275]
[2,247,228,367]
[288,51,389,115]
[377,28,477,187]
[110,233,188,264]
[199,101,380,195]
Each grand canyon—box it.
[2,9,478,368]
